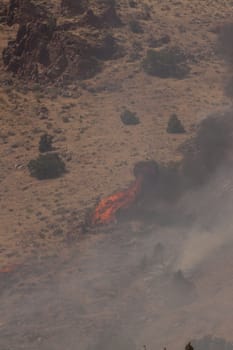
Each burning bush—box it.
[91,160,159,225]
[28,153,66,180]
[142,47,190,79]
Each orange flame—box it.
[91,176,143,225]
[0,264,18,273]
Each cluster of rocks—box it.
[2,0,122,85]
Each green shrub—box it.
[120,109,140,125]
[167,114,185,134]
[28,153,66,180]
[142,47,189,78]
[39,133,53,153]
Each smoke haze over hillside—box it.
[2,110,233,349]
[1,1,233,350]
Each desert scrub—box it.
[129,20,143,33]
[120,109,140,125]
[28,153,66,179]
[128,0,137,7]
[39,133,53,153]
[142,47,189,78]
[167,114,185,134]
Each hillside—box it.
[1,1,233,349]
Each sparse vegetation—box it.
[61,0,87,14]
[128,0,137,8]
[39,133,53,153]
[129,19,143,34]
[28,153,66,180]
[142,47,189,78]
[167,114,185,134]
[120,109,140,125]
[148,34,170,48]
[129,40,143,61]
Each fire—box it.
[91,160,159,226]
[0,264,18,273]
[91,176,143,225]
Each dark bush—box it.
[39,133,53,153]
[185,343,194,350]
[28,153,66,180]
[129,41,143,61]
[128,0,137,8]
[93,34,118,60]
[120,109,140,125]
[100,0,116,5]
[61,0,87,14]
[167,114,185,134]
[129,20,143,34]
[148,34,170,48]
[142,47,189,78]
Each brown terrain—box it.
[1,0,233,349]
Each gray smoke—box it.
[2,111,233,349]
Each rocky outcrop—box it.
[78,5,121,28]
[61,0,88,15]
[2,0,121,85]
[6,0,49,25]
